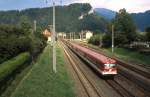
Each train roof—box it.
[71,43,116,64]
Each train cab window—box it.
[104,64,116,68]
[109,64,116,68]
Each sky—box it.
[0,0,150,13]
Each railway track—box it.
[106,79,133,97]
[118,65,150,92]
[60,42,101,97]
[61,40,150,97]
[82,43,150,78]
[114,74,150,97]
[76,42,150,91]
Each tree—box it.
[79,13,108,32]
[102,34,111,47]
[113,8,137,44]
[0,24,31,63]
[19,16,32,35]
[88,35,102,45]
[145,26,150,41]
[0,3,108,33]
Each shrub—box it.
[88,35,102,45]
[0,52,30,81]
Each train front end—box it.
[102,60,117,75]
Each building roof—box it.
[42,29,51,37]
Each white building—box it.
[57,32,66,39]
[80,31,93,40]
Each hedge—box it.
[0,52,30,82]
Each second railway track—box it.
[60,40,150,97]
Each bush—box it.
[102,32,129,47]
[0,25,31,63]
[88,35,102,45]
[0,52,30,82]
[29,32,46,59]
[102,34,112,47]
[0,24,46,63]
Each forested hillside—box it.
[131,11,150,31]
[95,8,150,31]
[94,8,116,20]
[0,3,109,63]
[0,3,108,33]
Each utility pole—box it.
[52,1,56,73]
[99,34,102,47]
[73,32,75,40]
[33,20,37,32]
[81,31,83,40]
[72,32,73,40]
[112,25,114,53]
[70,33,71,40]
[46,0,56,73]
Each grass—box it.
[1,63,33,97]
[0,52,30,82]
[11,44,75,97]
[104,48,150,65]
[82,42,150,65]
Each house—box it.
[42,29,51,42]
[80,31,93,40]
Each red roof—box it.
[42,29,51,37]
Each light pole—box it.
[99,33,102,47]
[112,25,114,53]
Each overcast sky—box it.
[0,0,150,13]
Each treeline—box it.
[89,9,150,49]
[0,3,108,33]
[0,22,46,63]
[0,11,47,95]
[0,3,108,63]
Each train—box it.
[63,40,117,76]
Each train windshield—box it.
[104,64,116,68]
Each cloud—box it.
[0,0,149,13]
[64,0,150,13]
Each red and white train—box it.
[64,40,117,76]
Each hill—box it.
[131,11,150,31]
[95,8,150,31]
[94,8,116,20]
[0,3,108,33]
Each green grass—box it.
[11,44,75,97]
[104,48,150,65]
[0,52,30,82]
[1,63,33,97]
